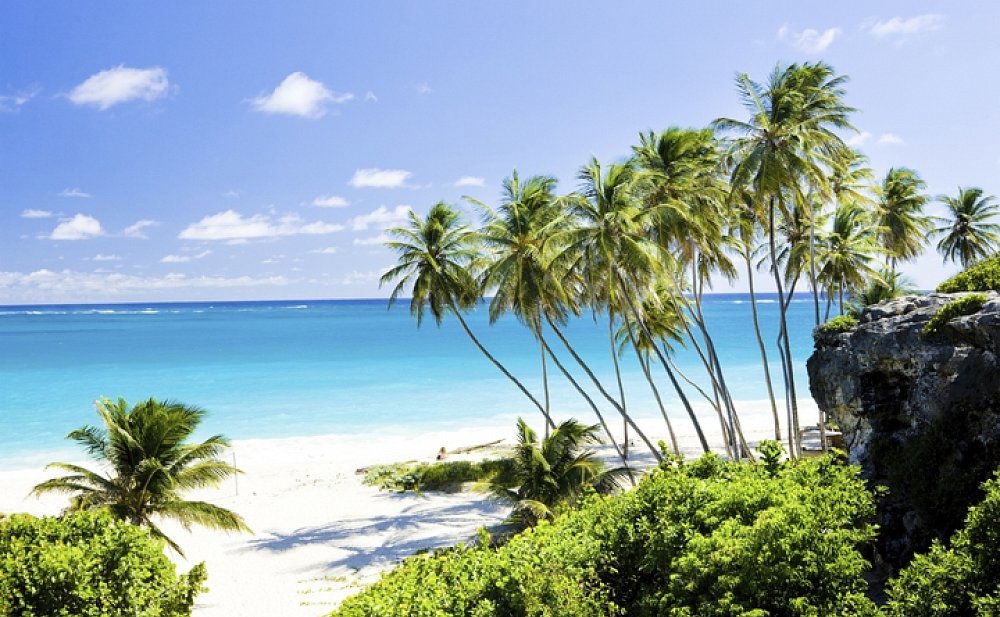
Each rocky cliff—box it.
[808,292,1000,568]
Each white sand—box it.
[0,399,817,616]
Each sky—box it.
[3,2,1000,305]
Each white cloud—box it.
[350,205,412,231]
[454,176,485,188]
[251,72,351,119]
[92,254,121,262]
[179,210,344,241]
[0,86,40,112]
[339,269,383,285]
[353,234,389,246]
[21,209,53,219]
[864,14,944,39]
[311,247,338,254]
[845,131,872,147]
[777,24,842,53]
[0,269,291,300]
[312,194,349,208]
[222,189,240,198]
[348,168,412,189]
[59,188,91,198]
[364,91,378,103]
[877,133,905,145]
[123,219,159,238]
[161,250,212,263]
[69,66,169,110]
[48,214,103,240]
[416,83,432,95]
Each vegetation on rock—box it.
[937,254,1000,292]
[921,293,987,336]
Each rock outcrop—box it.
[808,292,1000,568]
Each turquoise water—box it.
[0,295,817,469]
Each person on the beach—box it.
[436,447,447,461]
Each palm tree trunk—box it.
[543,313,661,460]
[745,251,781,440]
[538,332,636,470]
[622,314,679,456]
[610,276,710,453]
[451,306,555,431]
[540,339,551,439]
[809,197,821,327]
[608,312,629,459]
[769,198,799,458]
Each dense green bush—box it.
[885,472,1000,616]
[364,458,516,492]
[0,510,206,617]
[922,293,987,336]
[818,314,858,335]
[334,452,878,616]
[937,254,1000,292]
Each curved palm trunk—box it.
[611,279,710,453]
[450,305,555,431]
[621,308,679,456]
[768,198,800,458]
[538,333,635,471]
[608,313,629,460]
[543,313,661,460]
[809,198,821,327]
[745,251,781,440]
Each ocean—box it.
[0,294,819,470]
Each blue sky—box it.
[2,2,998,304]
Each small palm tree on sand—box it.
[32,397,250,555]
[490,417,630,529]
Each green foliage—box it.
[31,397,249,555]
[922,293,987,336]
[937,254,1000,292]
[817,314,858,335]
[333,453,877,617]
[363,459,516,493]
[885,472,1000,616]
[0,510,206,617]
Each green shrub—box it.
[937,254,1000,292]
[818,314,858,335]
[363,458,516,493]
[885,472,1000,616]
[334,453,878,616]
[922,293,987,336]
[0,510,206,617]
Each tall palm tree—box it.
[473,172,568,434]
[490,417,627,528]
[933,187,1000,269]
[714,61,855,457]
[876,167,930,271]
[382,202,555,429]
[31,397,249,555]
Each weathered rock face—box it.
[808,292,1000,568]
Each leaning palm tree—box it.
[382,202,555,430]
[715,61,855,457]
[933,187,1000,269]
[875,167,930,272]
[490,417,627,529]
[31,397,250,555]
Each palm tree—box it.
[382,202,554,430]
[473,172,568,434]
[933,187,1000,269]
[490,417,627,528]
[846,267,916,317]
[818,202,880,316]
[31,397,249,555]
[714,61,855,457]
[876,168,930,271]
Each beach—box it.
[0,401,809,616]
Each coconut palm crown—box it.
[32,397,250,555]
[933,186,1000,269]
[490,417,629,529]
